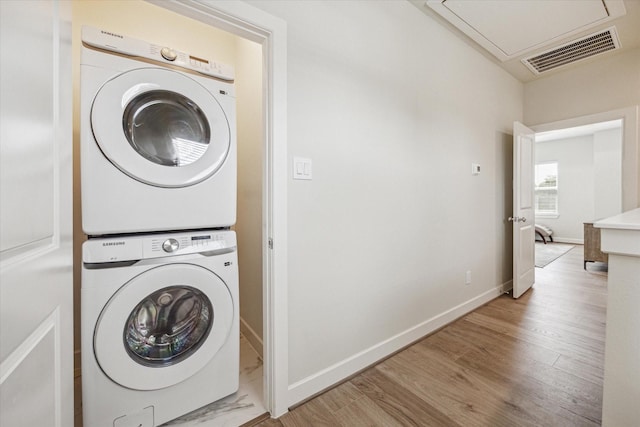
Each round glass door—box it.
[124,285,213,367]
[123,90,211,167]
[94,264,234,391]
[91,68,232,188]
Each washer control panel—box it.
[147,232,228,257]
[83,230,236,263]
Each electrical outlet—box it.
[465,270,471,285]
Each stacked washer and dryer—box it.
[80,27,240,427]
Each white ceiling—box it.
[409,0,640,82]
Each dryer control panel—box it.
[81,26,235,81]
[83,230,236,264]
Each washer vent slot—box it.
[522,27,620,75]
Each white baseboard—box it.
[240,317,263,358]
[553,237,584,245]
[287,284,505,407]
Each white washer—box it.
[81,230,239,427]
[81,26,237,235]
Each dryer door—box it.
[94,263,233,390]
[91,68,231,188]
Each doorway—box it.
[511,108,638,296]
[531,106,639,212]
[72,0,289,423]
[529,107,639,277]
[534,119,624,244]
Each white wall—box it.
[535,129,623,242]
[524,48,640,209]
[536,136,594,242]
[594,128,623,219]
[235,37,264,353]
[246,0,523,398]
[525,49,640,126]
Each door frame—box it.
[148,0,289,417]
[531,106,639,212]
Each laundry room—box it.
[71,1,265,425]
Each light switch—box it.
[471,163,481,175]
[293,157,312,180]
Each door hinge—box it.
[268,238,273,249]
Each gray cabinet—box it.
[584,221,608,269]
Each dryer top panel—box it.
[81,26,235,81]
[83,230,237,264]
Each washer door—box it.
[94,264,233,391]
[91,68,230,188]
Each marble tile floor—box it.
[161,333,267,427]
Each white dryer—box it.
[81,27,237,235]
[81,230,239,427]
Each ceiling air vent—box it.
[522,27,621,75]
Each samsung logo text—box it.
[101,30,123,39]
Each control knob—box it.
[160,47,177,61]
[162,238,179,253]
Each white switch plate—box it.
[471,163,481,175]
[293,157,312,180]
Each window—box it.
[535,162,558,216]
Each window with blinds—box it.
[535,162,558,217]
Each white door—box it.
[511,122,536,298]
[0,1,73,426]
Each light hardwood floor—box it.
[251,245,608,427]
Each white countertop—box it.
[595,208,640,231]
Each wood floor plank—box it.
[351,368,461,426]
[480,298,606,339]
[278,399,341,427]
[418,337,598,426]
[443,319,603,402]
[254,246,606,427]
[477,304,606,353]
[553,353,605,385]
[453,339,602,425]
[315,380,364,413]
[440,318,562,368]
[379,346,540,427]
[464,310,605,368]
[249,418,284,427]
[333,395,403,427]
[242,413,281,427]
